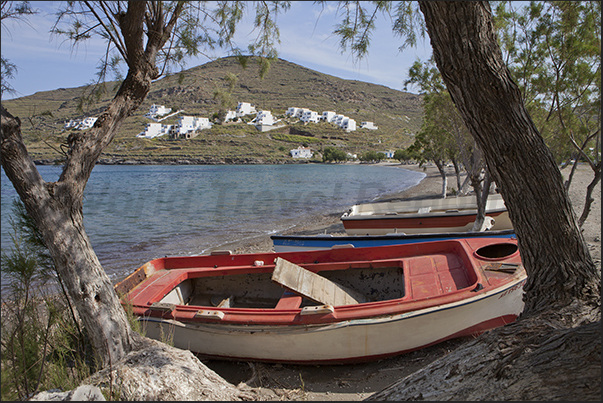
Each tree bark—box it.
[418,1,600,318]
[434,160,447,198]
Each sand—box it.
[201,162,601,401]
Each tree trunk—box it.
[418,1,600,317]
[434,160,447,198]
[471,169,493,232]
[1,83,146,367]
[0,1,183,368]
[451,159,461,191]
[578,162,601,227]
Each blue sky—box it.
[1,1,433,100]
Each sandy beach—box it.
[200,161,601,401]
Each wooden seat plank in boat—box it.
[272,257,367,306]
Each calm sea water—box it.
[1,164,424,284]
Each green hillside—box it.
[2,57,423,164]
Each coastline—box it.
[224,162,451,254]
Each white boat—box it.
[341,193,512,235]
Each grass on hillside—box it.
[3,57,422,163]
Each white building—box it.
[382,150,395,159]
[69,117,97,130]
[64,119,78,129]
[290,146,313,159]
[342,118,356,132]
[145,104,172,119]
[334,114,347,127]
[286,107,302,117]
[64,117,98,130]
[236,102,257,117]
[300,110,320,123]
[172,115,212,137]
[360,121,378,130]
[253,110,276,126]
[295,108,311,119]
[223,110,238,123]
[137,123,172,139]
[321,111,337,123]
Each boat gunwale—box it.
[120,240,524,326]
[270,229,516,242]
[340,208,508,221]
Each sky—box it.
[1,1,433,100]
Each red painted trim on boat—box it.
[341,211,507,230]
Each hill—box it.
[1,56,423,164]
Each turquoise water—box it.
[1,164,424,283]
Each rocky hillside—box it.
[2,56,423,164]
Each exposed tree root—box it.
[367,312,601,401]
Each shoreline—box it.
[225,162,451,254]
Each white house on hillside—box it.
[172,115,212,138]
[334,114,347,127]
[223,110,238,122]
[342,118,356,132]
[145,104,172,119]
[64,117,98,130]
[137,123,172,139]
[290,146,313,159]
[286,107,302,117]
[321,111,336,123]
[360,121,378,130]
[295,108,311,119]
[300,110,320,123]
[64,119,79,129]
[252,110,276,126]
[236,102,257,117]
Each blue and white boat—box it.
[271,229,516,252]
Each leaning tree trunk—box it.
[0,2,183,368]
[364,3,601,400]
[1,73,148,367]
[578,161,601,227]
[419,1,600,317]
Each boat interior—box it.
[156,251,481,310]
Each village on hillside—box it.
[65,101,386,160]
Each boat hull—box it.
[271,229,516,252]
[141,279,524,364]
[341,194,513,235]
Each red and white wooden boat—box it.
[116,237,526,364]
[340,193,512,235]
